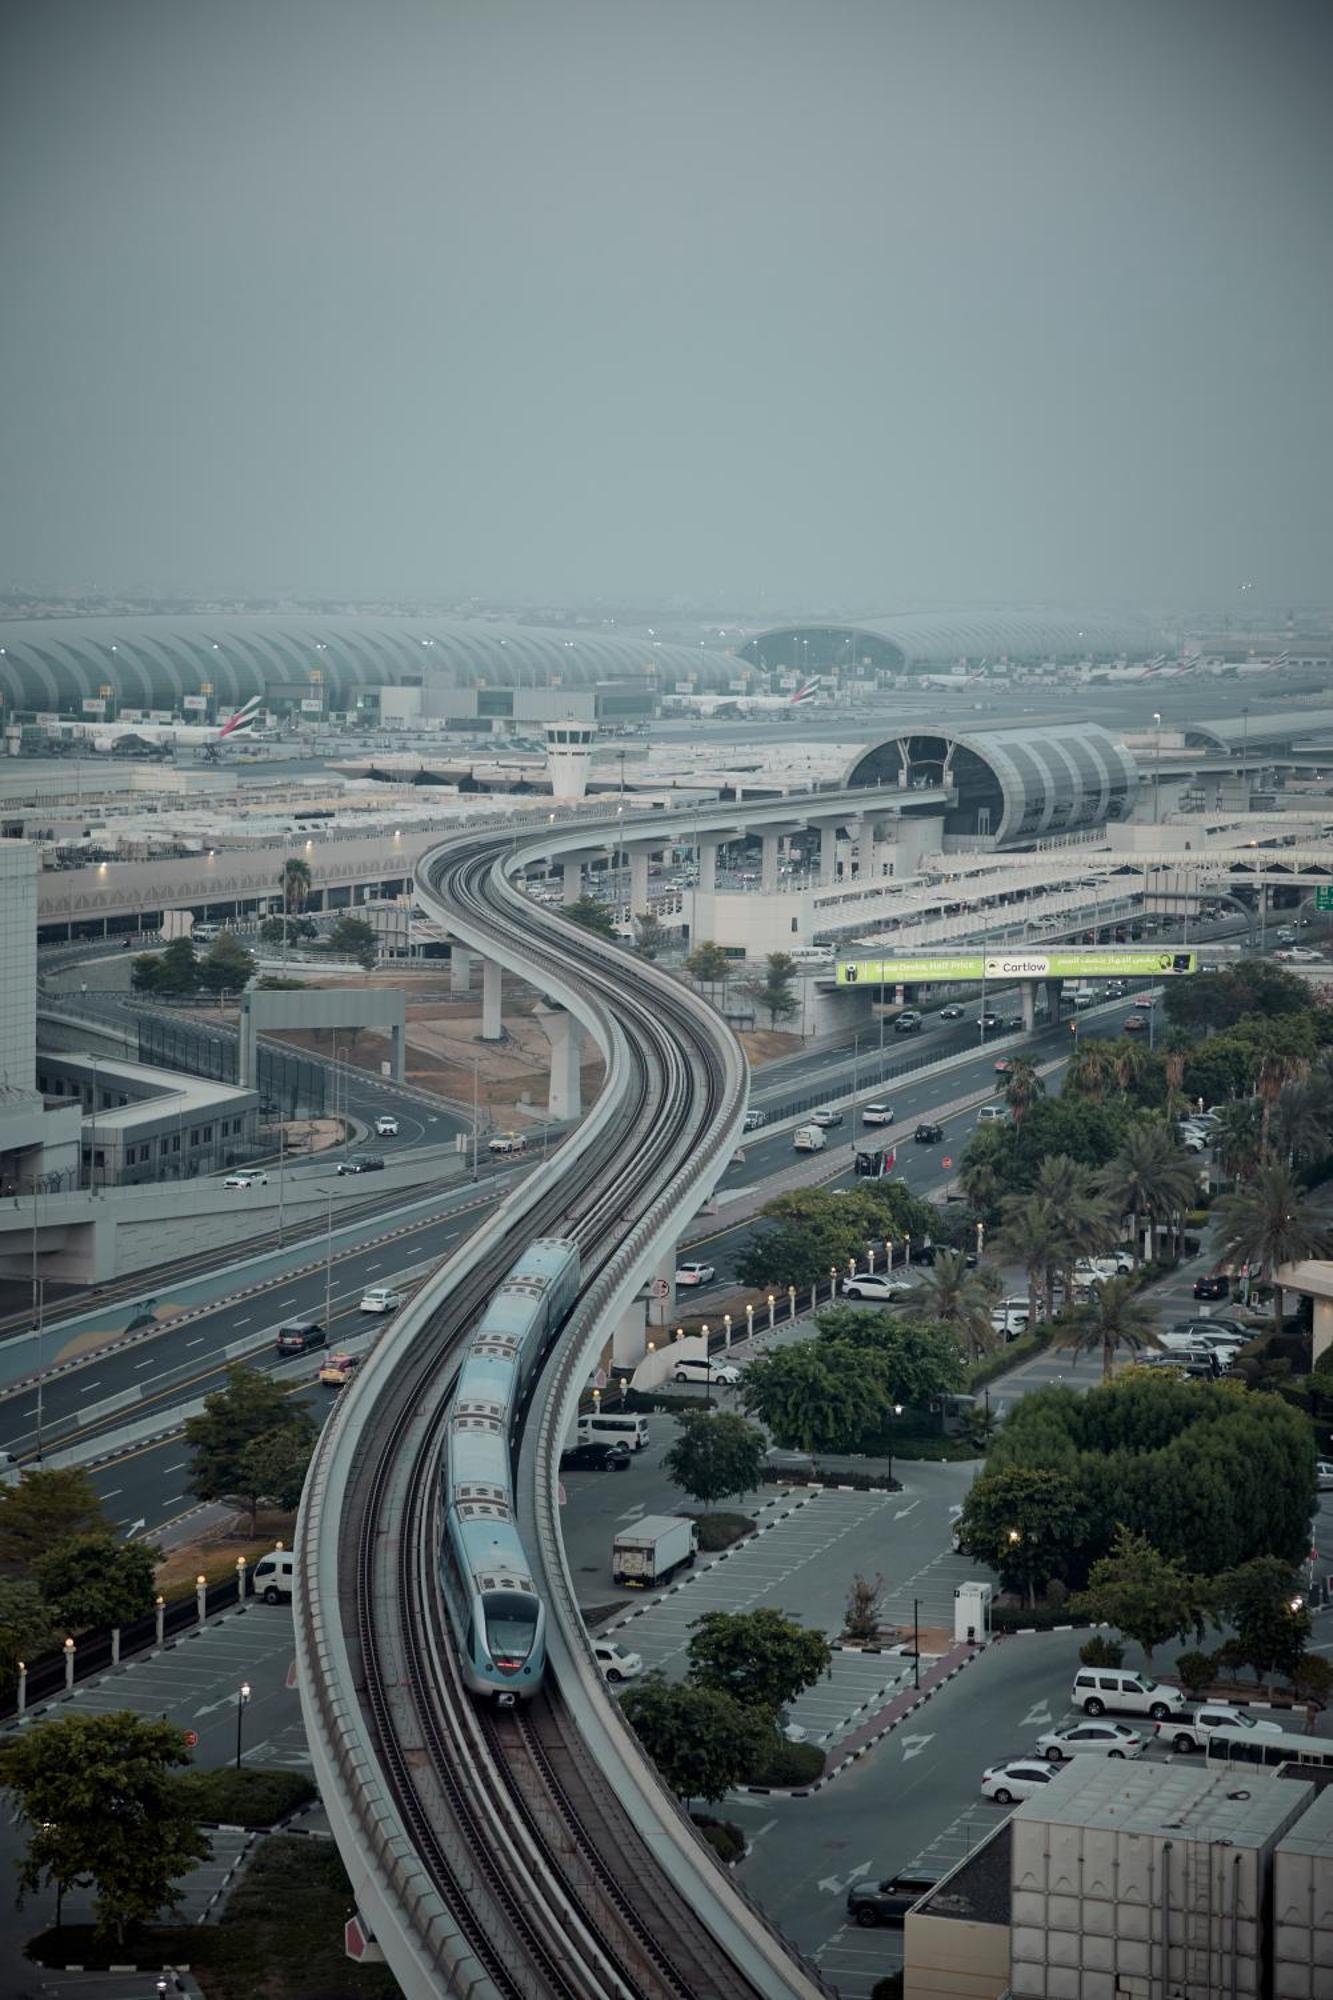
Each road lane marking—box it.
[233,1317,252,1328]
[187,1336,205,1347]
[78,1380,102,1394]
[162,1461,187,1474]
[134,1357,157,1369]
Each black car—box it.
[914,1122,944,1144]
[846,1873,936,1928]
[275,1318,326,1354]
[1193,1273,1230,1300]
[559,1440,631,1472]
[978,1011,1000,1030]
[336,1154,386,1175]
[938,1004,965,1021]
[1001,1015,1023,1032]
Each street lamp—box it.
[1152,712,1162,825]
[235,1681,251,1769]
[887,1402,904,1486]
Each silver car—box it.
[1035,1721,1145,1762]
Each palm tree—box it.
[1257,1049,1310,1157]
[1095,1125,1198,1266]
[1212,1099,1264,1184]
[913,1249,1002,1362]
[1051,1274,1160,1380]
[280,855,313,919]
[1270,1080,1330,1168]
[1065,1038,1117,1103]
[1032,1154,1115,1302]
[1213,1161,1332,1331]
[1003,1057,1044,1127]
[994,1193,1064,1326]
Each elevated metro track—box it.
[295,824,825,2000]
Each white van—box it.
[578,1411,651,1452]
[1071,984,1097,1009]
[787,946,831,965]
[976,1105,1007,1125]
[1071,1668,1185,1720]
[253,1550,296,1604]
[793,1125,827,1152]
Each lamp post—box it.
[471,1054,481,1183]
[235,1681,251,1770]
[1152,712,1162,825]
[912,1598,921,1690]
[887,1402,904,1486]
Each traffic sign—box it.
[651,1277,669,1299]
[942,1156,953,1169]
[184,1730,198,1748]
[345,1915,384,1964]
[1318,887,1333,911]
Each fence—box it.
[135,1012,327,1119]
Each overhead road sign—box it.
[1318,887,1333,911]
[837,949,1197,985]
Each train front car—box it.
[439,1237,581,1703]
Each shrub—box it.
[744,1734,826,1787]
[990,1603,1093,1634]
[692,1814,746,1864]
[172,1768,317,1829]
[1078,1634,1125,1668]
[686,1511,754,1553]
[845,1572,886,1643]
[872,1975,905,2000]
[1046,1578,1069,1609]
[1175,1649,1216,1700]
[1292,1654,1333,1707]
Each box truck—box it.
[612,1515,699,1588]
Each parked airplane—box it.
[668,675,824,717]
[53,696,265,757]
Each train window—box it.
[483,1591,538,1668]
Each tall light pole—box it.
[87,1054,100,1194]
[1152,712,1162,825]
[235,1681,251,1769]
[471,1055,481,1182]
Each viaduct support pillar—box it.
[761,829,781,894]
[629,848,652,918]
[697,839,719,893]
[481,957,503,1041]
[1020,982,1037,1032]
[561,860,582,906]
[1044,977,1063,1025]
[536,1002,582,1121]
[450,946,474,997]
[818,822,838,886]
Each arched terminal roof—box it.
[845,721,1140,845]
[740,611,1159,673]
[1182,711,1333,754]
[0,615,733,712]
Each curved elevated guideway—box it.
[294,822,826,1999]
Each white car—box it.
[1179,1127,1208,1154]
[675,1261,716,1288]
[360,1286,405,1314]
[810,1106,844,1128]
[593,1640,643,1683]
[1035,1721,1144,1762]
[223,1170,268,1188]
[1288,946,1324,962]
[672,1356,741,1387]
[1317,1461,1333,1492]
[990,1306,1030,1338]
[981,1759,1060,1805]
[861,1103,895,1126]
[842,1272,916,1302]
[375,1115,400,1136]
[1074,1253,1134,1281]
[488,1131,527,1154]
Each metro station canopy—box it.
[845,722,1140,846]
[0,614,730,713]
[739,611,1159,674]
[1182,711,1333,755]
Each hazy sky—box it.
[3,0,1330,610]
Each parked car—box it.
[675,1260,715,1288]
[672,1356,741,1387]
[810,1106,844,1127]
[990,1305,1030,1340]
[1317,1460,1333,1492]
[1072,1669,1185,1720]
[336,1154,385,1175]
[861,1103,895,1126]
[1075,1254,1134,1281]
[939,1004,965,1021]
[359,1286,404,1314]
[1179,1127,1208,1153]
[1034,1721,1145,1762]
[593,1639,642,1682]
[1165,1706,1286,1755]
[843,1272,916,1302]
[487,1130,527,1154]
[1193,1274,1231,1300]
[560,1440,631,1472]
[223,1170,268,1188]
[275,1318,326,1355]
[375,1114,400,1136]
[981,1759,1059,1805]
[914,1122,945,1144]
[845,1874,936,1928]
[318,1352,362,1388]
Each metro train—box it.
[439,1236,581,1702]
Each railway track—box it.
[299,827,824,1999]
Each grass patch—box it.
[888,1436,983,1463]
[154,1518,295,1599]
[683,1511,754,1552]
[27,1837,400,1998]
[692,1813,746,1863]
[172,1767,316,1828]
[743,1734,827,1787]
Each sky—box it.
[2,0,1331,612]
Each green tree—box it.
[0,1712,210,1941]
[956,1465,1090,1606]
[620,1672,770,1802]
[994,1193,1064,1325]
[234,1427,314,1531]
[198,930,257,994]
[1095,1124,1198,1265]
[1003,1056,1044,1126]
[1270,1079,1330,1168]
[1213,1160,1331,1330]
[257,915,286,946]
[1065,1039,1118,1105]
[740,1340,890,1455]
[33,1532,161,1633]
[0,1579,59,1681]
[327,914,379,969]
[1211,1097,1264,1182]
[814,1311,966,1405]
[184,1364,315,1507]
[279,855,312,918]
[1052,1275,1160,1380]
[563,895,616,938]
[132,935,200,995]
[0,1467,108,1577]
[633,913,667,960]
[687,1608,831,1713]
[736,1188,874,1292]
[908,1250,1001,1361]
[1070,1528,1210,1665]
[1214,1557,1312,1689]
[757,952,799,1028]
[684,941,733,995]
[664,1410,766,1512]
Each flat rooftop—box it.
[914,1820,1012,1928]
[1011,1757,1313,1848]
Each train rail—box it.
[296,824,826,1999]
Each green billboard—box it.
[836,949,1197,986]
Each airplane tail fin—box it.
[790,676,821,704]
[220,695,264,737]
